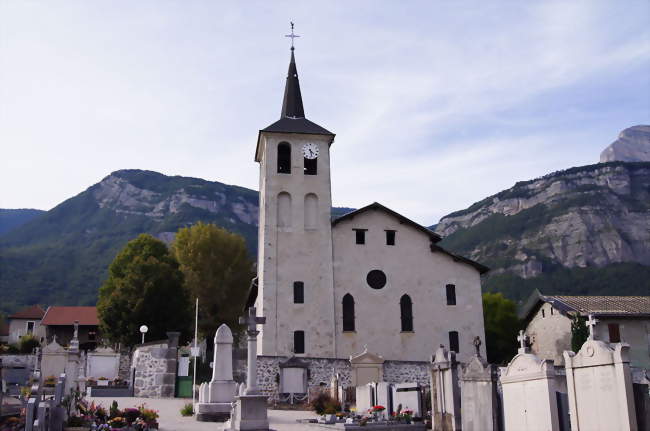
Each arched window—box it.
[277,192,292,227]
[277,142,291,174]
[342,294,355,331]
[304,193,318,229]
[400,294,413,332]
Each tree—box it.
[97,234,191,346]
[172,222,255,340]
[482,292,520,364]
[571,315,588,352]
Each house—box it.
[7,305,46,344]
[520,290,650,368]
[41,306,100,350]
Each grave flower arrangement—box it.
[368,405,385,413]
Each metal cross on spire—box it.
[285,21,300,50]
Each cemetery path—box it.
[88,397,325,431]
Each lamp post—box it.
[139,325,148,344]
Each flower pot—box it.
[97,380,109,386]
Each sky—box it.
[1,1,649,225]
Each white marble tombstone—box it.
[375,382,392,419]
[40,338,67,380]
[196,324,237,422]
[431,345,461,431]
[564,338,638,430]
[355,383,374,414]
[501,332,560,431]
[87,347,120,380]
[392,383,423,418]
[350,347,384,387]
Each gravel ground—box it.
[88,397,330,431]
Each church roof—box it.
[256,50,334,160]
[333,202,489,274]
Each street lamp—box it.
[139,325,148,344]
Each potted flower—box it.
[137,404,159,429]
[107,416,127,429]
[368,405,385,421]
[97,377,109,387]
[43,375,57,387]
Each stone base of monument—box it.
[196,402,232,422]
[228,394,270,431]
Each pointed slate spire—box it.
[281,51,305,119]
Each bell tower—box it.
[254,43,337,358]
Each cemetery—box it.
[1,17,649,431]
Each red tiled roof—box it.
[8,305,46,320]
[41,306,99,326]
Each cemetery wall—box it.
[118,349,131,381]
[132,343,176,398]
[0,354,36,368]
[257,355,430,402]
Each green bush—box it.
[19,334,40,354]
[180,403,194,416]
[310,392,340,415]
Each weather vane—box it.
[285,21,300,50]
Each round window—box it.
[366,270,387,289]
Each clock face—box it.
[302,143,319,159]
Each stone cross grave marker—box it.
[239,307,266,395]
[586,314,599,340]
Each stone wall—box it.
[0,354,36,369]
[132,342,177,398]
[256,355,430,403]
[118,349,132,381]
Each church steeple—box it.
[281,51,305,119]
[257,25,334,161]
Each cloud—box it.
[0,1,648,225]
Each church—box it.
[252,45,488,369]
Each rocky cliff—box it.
[600,125,650,162]
[436,162,650,279]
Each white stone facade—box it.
[254,134,487,363]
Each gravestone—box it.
[196,324,237,422]
[87,347,120,381]
[393,383,422,419]
[563,315,638,431]
[350,346,384,387]
[501,331,560,431]
[229,307,269,431]
[329,372,339,402]
[375,382,392,419]
[460,339,499,431]
[64,328,81,395]
[41,337,67,380]
[430,345,460,431]
[355,383,374,414]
